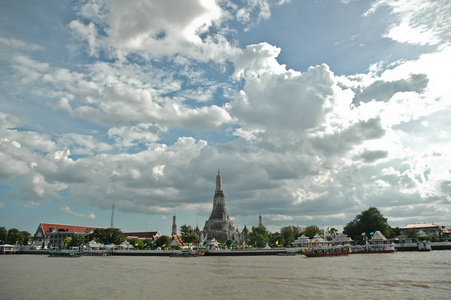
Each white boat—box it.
[351,231,396,254]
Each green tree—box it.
[183,232,199,244]
[302,225,322,239]
[63,237,72,248]
[155,235,170,248]
[343,207,392,244]
[405,229,418,239]
[6,228,23,245]
[329,227,338,238]
[0,227,8,243]
[20,231,32,245]
[225,239,233,248]
[180,224,193,236]
[422,235,438,242]
[280,226,300,245]
[247,225,270,248]
[92,228,125,245]
[270,232,284,247]
[70,234,86,248]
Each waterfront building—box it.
[203,170,236,243]
[400,223,440,236]
[34,223,103,249]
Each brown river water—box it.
[1,251,450,299]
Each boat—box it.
[303,245,351,257]
[49,250,85,257]
[169,251,204,257]
[351,231,397,254]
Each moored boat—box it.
[170,251,204,257]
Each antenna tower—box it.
[110,200,115,228]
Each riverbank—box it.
[11,242,451,256]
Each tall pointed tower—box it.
[203,170,236,243]
[171,214,177,236]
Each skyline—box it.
[1,0,450,236]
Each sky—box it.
[1,0,450,236]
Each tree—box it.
[92,228,125,245]
[70,234,86,248]
[155,235,170,248]
[302,225,322,239]
[280,226,300,245]
[270,232,284,247]
[7,228,23,245]
[180,225,193,236]
[63,237,72,248]
[20,231,31,245]
[405,229,418,239]
[0,227,7,243]
[225,239,233,248]
[247,225,270,248]
[329,227,338,238]
[343,207,392,244]
[423,235,439,242]
[183,233,199,244]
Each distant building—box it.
[34,222,104,249]
[123,231,161,240]
[400,223,440,236]
[203,170,236,243]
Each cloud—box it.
[61,206,96,219]
[70,0,236,62]
[365,0,451,46]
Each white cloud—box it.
[365,0,451,46]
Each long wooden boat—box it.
[304,245,351,257]
[49,250,85,257]
[169,251,204,257]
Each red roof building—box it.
[34,222,104,249]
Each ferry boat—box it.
[351,231,397,254]
[303,245,351,257]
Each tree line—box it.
[0,227,32,245]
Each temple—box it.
[203,170,237,243]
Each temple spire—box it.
[216,169,223,192]
[171,214,177,236]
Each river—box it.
[1,251,450,299]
